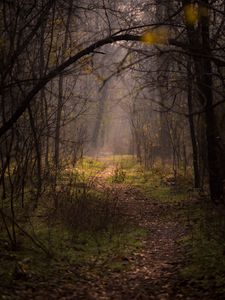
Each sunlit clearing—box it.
[140,27,169,45]
[184,4,198,26]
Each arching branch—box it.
[0,34,139,138]
[1,32,225,138]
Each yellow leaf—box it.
[184,4,198,26]
[141,31,157,44]
[141,27,168,45]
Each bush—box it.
[111,164,126,183]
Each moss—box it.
[0,180,147,287]
[0,223,146,286]
[179,200,225,290]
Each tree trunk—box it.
[54,0,73,170]
[187,61,200,188]
[92,82,108,151]
[184,0,224,202]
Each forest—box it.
[0,0,225,299]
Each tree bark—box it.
[187,61,200,188]
[184,0,224,202]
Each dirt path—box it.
[2,165,219,299]
[75,165,219,300]
[87,173,184,299]
[67,165,185,299]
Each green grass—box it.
[0,221,146,286]
[105,156,225,292]
[106,156,190,204]
[56,226,146,267]
[179,201,225,290]
[0,157,147,288]
[59,156,106,187]
[74,155,225,295]
[5,154,225,297]
[76,156,106,173]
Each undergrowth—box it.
[107,156,191,204]
[0,156,146,289]
[1,155,224,297]
[107,156,225,292]
[110,164,126,183]
[180,200,225,292]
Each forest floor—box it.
[1,156,225,299]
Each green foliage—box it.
[0,223,146,291]
[0,159,146,288]
[116,157,190,204]
[111,156,225,291]
[76,157,106,173]
[66,156,106,183]
[111,164,126,183]
[55,226,146,268]
[180,201,225,290]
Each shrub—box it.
[111,164,126,183]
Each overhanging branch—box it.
[1,33,225,138]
